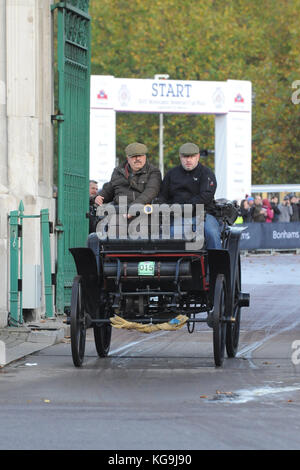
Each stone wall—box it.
[0,0,55,327]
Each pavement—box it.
[0,316,69,367]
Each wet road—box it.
[0,254,300,450]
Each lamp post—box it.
[154,74,169,178]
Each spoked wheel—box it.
[226,267,241,358]
[94,322,112,357]
[70,275,86,367]
[212,274,227,367]
[94,303,112,357]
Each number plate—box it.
[138,261,155,276]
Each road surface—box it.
[0,254,300,450]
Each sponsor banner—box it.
[90,75,115,109]
[226,111,252,200]
[215,111,252,201]
[90,77,252,114]
[227,79,252,113]
[89,108,116,188]
[90,75,252,202]
[90,75,229,114]
[239,222,300,250]
[114,78,228,114]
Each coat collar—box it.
[179,162,203,175]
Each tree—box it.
[89,0,300,183]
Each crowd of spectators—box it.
[236,193,300,224]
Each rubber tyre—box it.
[212,274,227,367]
[226,269,241,358]
[70,276,86,367]
[94,323,112,357]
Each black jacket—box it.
[158,163,217,215]
[290,203,300,222]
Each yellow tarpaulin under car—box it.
[110,315,189,333]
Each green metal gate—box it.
[52,1,91,313]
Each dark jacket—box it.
[158,163,217,215]
[251,204,266,223]
[240,206,252,223]
[270,202,280,222]
[290,203,300,222]
[99,161,162,206]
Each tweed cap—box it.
[125,142,148,158]
[179,142,199,156]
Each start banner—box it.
[90,76,252,115]
[239,222,300,250]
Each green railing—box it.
[8,201,54,326]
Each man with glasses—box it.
[95,142,161,211]
[159,142,221,249]
[88,142,161,272]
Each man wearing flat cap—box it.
[159,142,221,249]
[88,143,161,272]
[95,142,161,208]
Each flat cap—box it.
[179,142,199,156]
[125,142,148,158]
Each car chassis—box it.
[69,203,250,367]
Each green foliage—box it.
[89,0,300,183]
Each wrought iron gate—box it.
[52,1,91,313]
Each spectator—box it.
[278,196,292,222]
[262,198,274,223]
[247,196,254,211]
[240,199,252,223]
[89,180,98,197]
[289,194,300,222]
[270,196,280,222]
[234,206,244,225]
[251,195,267,223]
[89,180,99,233]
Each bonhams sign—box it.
[239,223,300,250]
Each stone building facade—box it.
[0,0,55,327]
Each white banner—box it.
[226,111,252,199]
[90,75,229,114]
[89,108,116,189]
[215,110,252,201]
[114,78,228,114]
[90,76,252,201]
[227,79,252,113]
[90,76,252,114]
[90,75,115,110]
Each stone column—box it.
[0,0,55,327]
